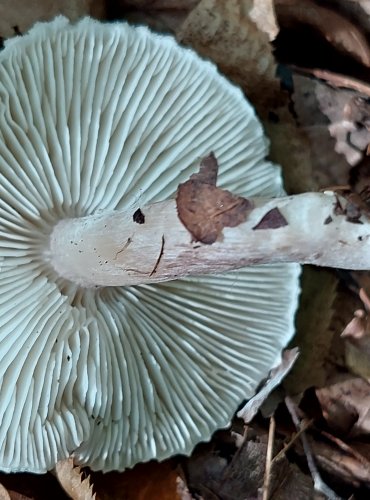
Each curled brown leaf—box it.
[276,0,370,68]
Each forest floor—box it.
[2,1,370,499]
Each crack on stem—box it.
[150,235,165,276]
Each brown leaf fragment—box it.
[55,458,95,500]
[0,1,105,39]
[342,308,368,341]
[292,75,351,189]
[284,267,338,394]
[252,207,288,230]
[0,483,10,500]
[330,187,370,223]
[178,0,315,193]
[316,375,370,437]
[333,194,346,216]
[191,152,218,184]
[276,0,370,68]
[308,434,370,488]
[270,462,314,500]
[92,460,185,500]
[341,288,370,380]
[133,208,145,224]
[177,0,282,114]
[345,200,364,224]
[249,0,279,41]
[0,472,66,500]
[350,160,370,206]
[301,68,370,99]
[176,154,253,244]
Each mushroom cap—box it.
[0,17,300,472]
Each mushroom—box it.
[0,17,302,473]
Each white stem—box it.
[49,192,370,287]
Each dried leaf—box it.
[176,154,253,244]
[341,288,370,379]
[342,309,368,341]
[0,483,10,500]
[109,0,198,34]
[292,74,352,188]
[271,462,314,500]
[276,0,370,68]
[316,375,370,437]
[249,0,278,41]
[175,476,193,500]
[0,1,105,39]
[177,0,314,193]
[178,0,281,113]
[0,472,66,500]
[308,433,370,488]
[314,0,370,49]
[252,207,288,229]
[55,458,95,500]
[92,460,186,500]
[301,68,370,98]
[237,348,299,423]
[284,267,338,394]
[349,160,370,205]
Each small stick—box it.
[271,418,313,465]
[285,397,341,500]
[262,416,276,500]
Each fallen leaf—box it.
[249,0,278,41]
[237,348,299,423]
[292,74,352,188]
[299,68,370,98]
[0,0,105,39]
[178,0,316,194]
[176,153,253,244]
[92,460,186,500]
[284,267,338,394]
[341,288,370,380]
[316,0,370,50]
[55,458,95,500]
[252,207,288,229]
[178,0,281,113]
[275,0,370,68]
[308,433,370,488]
[175,476,193,500]
[109,0,198,34]
[0,472,66,500]
[342,308,368,341]
[0,483,10,500]
[349,160,370,206]
[270,462,314,500]
[316,375,370,437]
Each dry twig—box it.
[285,397,341,500]
[262,416,276,500]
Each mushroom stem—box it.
[49,192,369,287]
